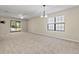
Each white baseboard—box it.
[28,32,79,43]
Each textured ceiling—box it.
[0,5,77,19]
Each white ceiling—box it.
[0,5,77,19]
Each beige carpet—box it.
[0,32,79,54]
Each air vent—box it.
[0,21,5,24]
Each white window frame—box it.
[47,16,65,32]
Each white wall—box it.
[21,20,28,32]
[28,6,79,42]
[0,16,28,35]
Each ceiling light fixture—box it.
[20,16,24,19]
[41,5,48,18]
[19,14,24,19]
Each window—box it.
[47,16,65,32]
[10,20,21,32]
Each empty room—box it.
[0,5,79,54]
